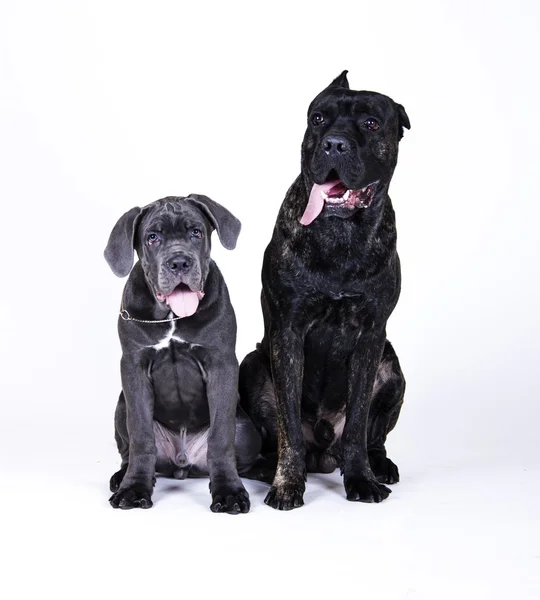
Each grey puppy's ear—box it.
[104,206,146,277]
[327,70,350,90]
[186,194,241,250]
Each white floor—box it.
[3,435,539,600]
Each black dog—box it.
[239,71,410,510]
[104,195,261,513]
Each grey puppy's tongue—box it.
[166,287,204,318]
[300,180,346,226]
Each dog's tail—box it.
[313,419,335,448]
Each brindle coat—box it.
[239,71,410,510]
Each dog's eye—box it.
[364,118,380,131]
[191,229,203,239]
[147,233,161,245]
[311,112,325,126]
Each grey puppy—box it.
[104,195,261,513]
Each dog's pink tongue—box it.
[300,181,341,226]
[166,288,200,318]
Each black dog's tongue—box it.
[325,181,348,197]
[300,180,378,225]
[300,180,344,225]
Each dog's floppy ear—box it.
[327,70,350,90]
[395,102,411,140]
[186,194,241,250]
[104,206,146,277]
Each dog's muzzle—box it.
[300,179,379,226]
[154,254,205,318]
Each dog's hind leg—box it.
[234,406,263,475]
[367,341,405,484]
[239,347,279,483]
[239,346,279,454]
[240,453,278,484]
[109,392,130,492]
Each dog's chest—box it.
[306,294,373,332]
[148,321,209,431]
[301,298,371,416]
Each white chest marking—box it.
[151,319,189,351]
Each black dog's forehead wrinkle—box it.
[309,90,395,117]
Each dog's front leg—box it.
[206,356,250,514]
[109,355,156,509]
[342,331,392,503]
[264,325,306,510]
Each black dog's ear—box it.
[186,194,241,250]
[104,206,146,277]
[327,70,350,90]
[395,103,411,139]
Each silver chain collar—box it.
[119,293,183,324]
[119,308,184,324]
[119,285,204,324]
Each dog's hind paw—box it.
[369,453,400,484]
[264,484,305,511]
[210,484,250,515]
[109,484,153,509]
[344,475,391,503]
[109,465,128,492]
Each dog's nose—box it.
[322,135,351,156]
[166,254,192,273]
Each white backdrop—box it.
[1,1,539,599]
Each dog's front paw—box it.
[264,483,305,511]
[210,484,250,514]
[344,474,391,503]
[109,483,153,509]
